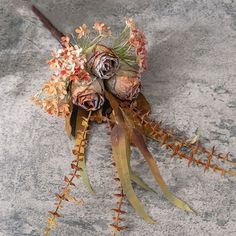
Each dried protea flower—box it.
[106,69,141,100]
[71,78,104,111]
[87,44,119,80]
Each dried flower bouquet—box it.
[31,5,236,236]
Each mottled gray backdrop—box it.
[0,0,236,235]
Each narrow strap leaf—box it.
[127,150,157,193]
[130,169,157,194]
[131,128,194,213]
[65,103,73,138]
[70,105,79,137]
[78,159,94,194]
[111,123,156,224]
[135,93,151,114]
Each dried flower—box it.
[60,36,70,48]
[124,18,147,73]
[93,22,112,37]
[75,24,90,39]
[71,78,104,111]
[106,70,141,101]
[125,17,136,29]
[87,44,119,80]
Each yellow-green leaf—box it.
[111,123,156,224]
[131,128,194,213]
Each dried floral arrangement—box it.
[31,5,236,236]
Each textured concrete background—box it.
[0,0,236,235]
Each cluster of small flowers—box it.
[49,36,90,83]
[125,18,147,73]
[32,93,70,118]
[75,22,112,39]
[32,36,91,117]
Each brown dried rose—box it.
[71,79,104,111]
[87,44,119,80]
[106,71,141,101]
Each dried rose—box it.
[71,79,104,111]
[87,44,119,80]
[106,70,141,101]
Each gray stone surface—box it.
[0,0,236,235]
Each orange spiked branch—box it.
[124,105,236,177]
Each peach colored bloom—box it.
[60,36,70,48]
[42,99,58,115]
[43,81,57,95]
[125,17,136,29]
[93,22,111,37]
[58,103,70,117]
[125,21,147,73]
[75,24,90,39]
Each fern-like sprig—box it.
[110,162,128,236]
[44,111,91,236]
[124,105,236,177]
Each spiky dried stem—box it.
[124,105,236,177]
[44,111,91,236]
[110,161,128,236]
[107,115,128,236]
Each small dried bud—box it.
[87,44,119,80]
[71,78,104,111]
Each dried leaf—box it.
[130,169,157,194]
[135,93,151,114]
[112,208,127,214]
[48,211,61,218]
[186,128,202,145]
[64,176,70,183]
[114,193,126,197]
[90,108,105,123]
[120,107,157,193]
[130,128,194,213]
[65,111,72,138]
[111,123,155,224]
[70,104,79,137]
[110,224,128,231]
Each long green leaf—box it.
[131,128,194,213]
[127,150,156,193]
[130,168,157,194]
[111,123,156,224]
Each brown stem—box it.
[32,5,65,44]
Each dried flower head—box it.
[71,78,105,111]
[106,73,141,101]
[93,22,112,37]
[75,24,90,39]
[125,17,136,29]
[87,44,120,80]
